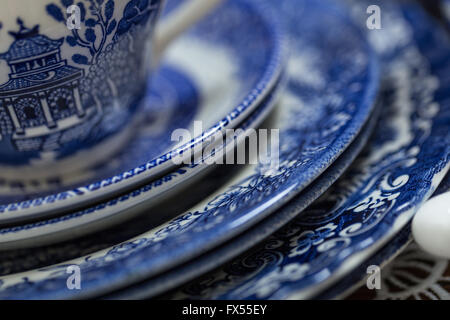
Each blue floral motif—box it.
[319,171,450,300]
[0,0,162,164]
[46,0,155,64]
[116,0,156,37]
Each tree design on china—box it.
[46,0,159,113]
[46,0,158,65]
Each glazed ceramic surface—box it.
[0,0,379,299]
[165,0,450,300]
[0,70,283,272]
[0,0,164,164]
[322,172,450,300]
[0,0,285,224]
[0,71,285,250]
[107,103,381,299]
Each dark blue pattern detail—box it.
[0,20,85,153]
[0,35,62,61]
[116,0,155,37]
[0,0,162,164]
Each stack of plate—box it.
[0,0,449,300]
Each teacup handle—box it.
[153,0,224,62]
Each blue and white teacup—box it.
[0,0,221,174]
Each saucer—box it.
[0,72,284,270]
[0,0,285,225]
[0,73,285,250]
[0,0,379,299]
[164,0,450,300]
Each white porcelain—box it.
[413,192,450,258]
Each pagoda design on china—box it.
[0,21,85,150]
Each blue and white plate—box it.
[106,102,381,299]
[163,0,450,300]
[321,172,450,300]
[0,0,379,299]
[0,0,285,225]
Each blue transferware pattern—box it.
[0,0,288,245]
[319,172,450,300]
[0,64,284,271]
[0,0,162,163]
[320,1,450,297]
[0,0,285,224]
[165,0,450,300]
[0,0,379,298]
[0,75,285,293]
[107,100,382,299]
